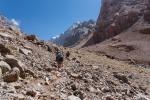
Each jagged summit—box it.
[50,19,96,47]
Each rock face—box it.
[50,20,95,47]
[85,0,148,45]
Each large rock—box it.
[113,72,129,84]
[24,35,38,42]
[0,61,11,74]
[26,90,37,97]
[4,55,26,78]
[67,95,81,100]
[3,67,20,82]
[19,48,32,55]
[0,44,11,56]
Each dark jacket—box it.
[56,51,64,64]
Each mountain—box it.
[83,0,150,66]
[0,15,150,99]
[50,20,96,47]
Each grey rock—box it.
[68,95,81,100]
[0,44,11,56]
[105,95,115,100]
[0,61,11,74]
[101,87,111,93]
[3,67,20,82]
[19,48,32,55]
[113,72,129,84]
[4,55,26,79]
[12,94,25,100]
[26,90,37,97]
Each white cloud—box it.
[11,19,19,26]
[52,35,60,39]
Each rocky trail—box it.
[0,30,150,100]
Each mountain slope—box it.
[0,16,150,99]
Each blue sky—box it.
[0,0,101,40]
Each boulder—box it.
[0,44,11,56]
[105,95,115,100]
[113,72,129,84]
[12,94,25,100]
[4,55,26,78]
[101,87,111,93]
[19,48,32,55]
[26,90,37,97]
[67,95,81,100]
[0,61,11,74]
[24,35,37,42]
[3,67,20,82]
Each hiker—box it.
[55,49,64,69]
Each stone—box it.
[71,73,81,79]
[5,55,26,79]
[3,67,20,82]
[19,48,32,55]
[101,87,111,93]
[24,35,37,42]
[71,84,77,91]
[67,95,81,100]
[92,65,99,70]
[0,32,14,39]
[113,72,129,84]
[0,44,11,56]
[0,61,11,74]
[89,86,96,93]
[105,95,115,100]
[26,90,37,97]
[12,94,25,100]
[135,94,150,100]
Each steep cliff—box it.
[84,0,150,66]
[86,0,147,45]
